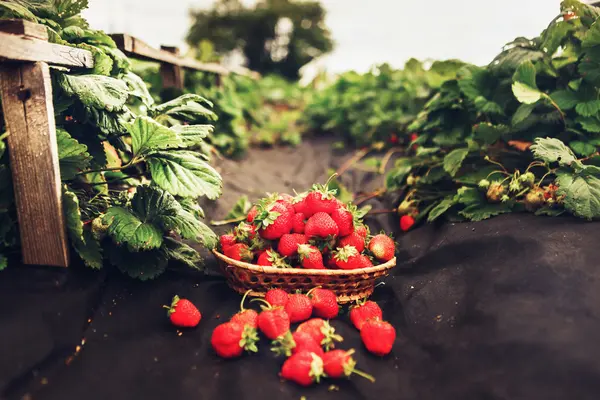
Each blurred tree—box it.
[186,0,334,80]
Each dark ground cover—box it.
[1,137,599,400]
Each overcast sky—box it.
[83,0,561,74]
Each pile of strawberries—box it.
[208,287,397,386]
[219,178,396,269]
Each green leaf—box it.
[57,73,129,112]
[163,237,203,270]
[512,103,536,126]
[455,186,481,205]
[0,253,6,271]
[146,150,222,199]
[122,71,154,107]
[577,116,600,132]
[151,94,217,124]
[427,196,456,222]
[550,90,579,110]
[513,61,538,88]
[385,162,412,190]
[127,116,182,158]
[107,242,168,280]
[170,124,213,148]
[103,207,163,251]
[443,148,469,177]
[531,137,577,166]
[576,100,600,117]
[63,188,84,243]
[512,81,542,104]
[570,141,597,157]
[459,202,513,221]
[225,195,253,219]
[54,0,89,18]
[583,19,600,48]
[57,129,91,180]
[457,166,503,185]
[556,168,600,219]
[578,59,600,86]
[473,123,509,145]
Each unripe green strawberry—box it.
[524,187,545,211]
[519,172,535,187]
[486,182,505,203]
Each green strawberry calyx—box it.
[310,173,339,200]
[270,331,295,357]
[163,295,180,316]
[309,352,325,383]
[320,320,343,351]
[253,194,282,229]
[334,245,359,262]
[240,325,259,353]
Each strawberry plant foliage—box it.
[0,2,223,278]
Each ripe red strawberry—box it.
[224,243,253,262]
[265,288,289,307]
[349,300,383,330]
[164,295,201,328]
[256,249,290,268]
[334,245,368,270]
[230,290,258,329]
[322,349,375,382]
[304,190,338,217]
[281,351,325,386]
[219,233,236,252]
[297,244,325,269]
[308,288,339,319]
[285,293,313,323]
[272,331,324,358]
[255,200,294,240]
[400,215,415,232]
[246,205,258,223]
[337,231,365,253]
[257,304,290,340]
[292,194,308,214]
[297,318,343,351]
[360,319,396,356]
[211,322,258,358]
[305,212,339,239]
[330,207,354,237]
[355,224,369,239]
[233,222,257,242]
[292,213,306,233]
[368,234,395,262]
[278,233,308,257]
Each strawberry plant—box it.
[0,1,222,278]
[384,0,600,224]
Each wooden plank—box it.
[0,19,48,40]
[0,31,93,68]
[159,46,184,89]
[0,62,70,267]
[110,33,230,75]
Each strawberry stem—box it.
[240,289,252,312]
[352,368,376,383]
[306,286,322,296]
[324,172,339,187]
[250,298,272,309]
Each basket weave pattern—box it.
[213,250,396,304]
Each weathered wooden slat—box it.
[159,46,184,89]
[110,33,231,76]
[0,31,93,68]
[0,19,48,40]
[0,61,70,267]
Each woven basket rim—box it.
[212,249,396,275]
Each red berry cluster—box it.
[210,288,397,387]
[219,179,396,269]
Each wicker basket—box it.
[212,249,396,304]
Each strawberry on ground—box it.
[285,293,313,323]
[278,233,308,257]
[164,295,201,328]
[280,351,325,386]
[400,215,415,232]
[255,300,291,340]
[211,322,258,358]
[272,331,324,358]
[308,288,339,319]
[292,213,306,233]
[330,207,354,237]
[265,288,289,307]
[224,243,253,262]
[297,244,326,269]
[349,300,383,330]
[337,231,366,253]
[219,233,236,252]
[360,319,396,356]
[297,318,343,351]
[368,234,396,262]
[334,245,372,270]
[305,212,339,239]
[230,290,258,329]
[322,349,375,382]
